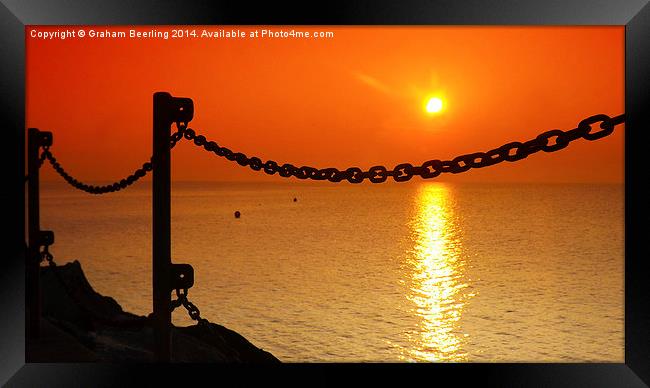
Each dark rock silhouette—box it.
[38,261,280,363]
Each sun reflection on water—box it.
[401,183,473,362]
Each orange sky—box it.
[26,26,624,184]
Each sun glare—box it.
[425,97,444,114]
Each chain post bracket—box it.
[38,131,53,148]
[170,263,194,291]
[37,230,55,247]
[161,94,194,127]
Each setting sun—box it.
[425,97,444,114]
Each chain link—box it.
[170,287,209,326]
[180,113,625,183]
[40,243,56,267]
[38,149,48,168]
[170,121,187,149]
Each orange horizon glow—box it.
[26,26,624,184]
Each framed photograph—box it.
[2,1,648,386]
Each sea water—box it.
[39,181,624,362]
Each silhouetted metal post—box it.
[26,128,51,339]
[152,92,193,362]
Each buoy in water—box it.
[234,211,241,218]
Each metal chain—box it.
[170,288,209,326]
[39,128,184,194]
[40,243,56,267]
[179,113,625,183]
[38,150,47,168]
[43,149,153,194]
[170,121,186,149]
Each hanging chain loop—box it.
[170,287,209,326]
[38,127,184,194]
[181,113,625,183]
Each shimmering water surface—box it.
[40,181,624,362]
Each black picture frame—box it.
[1,1,648,386]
